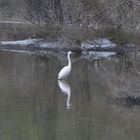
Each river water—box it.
[0,50,139,140]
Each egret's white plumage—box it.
[58,51,73,80]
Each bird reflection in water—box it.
[58,80,71,109]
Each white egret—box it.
[58,51,73,80]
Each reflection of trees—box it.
[71,57,140,140]
[0,52,59,140]
[0,52,140,140]
[97,54,140,99]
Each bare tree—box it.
[0,0,139,30]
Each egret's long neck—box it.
[67,54,71,67]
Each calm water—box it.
[0,51,139,140]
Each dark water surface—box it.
[0,51,139,140]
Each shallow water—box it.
[0,51,139,140]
